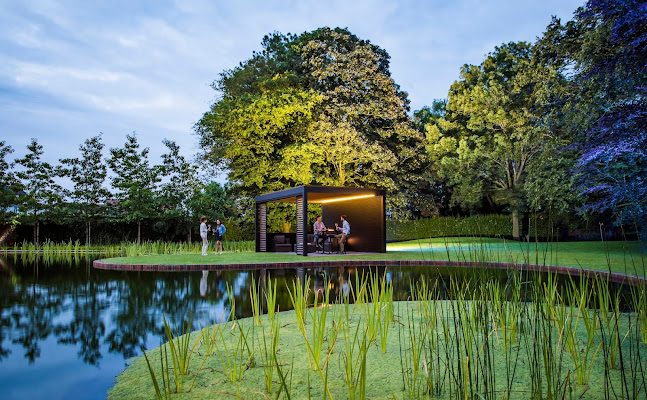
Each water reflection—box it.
[0,254,630,400]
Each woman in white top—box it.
[200,217,209,256]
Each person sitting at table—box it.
[313,215,326,250]
[334,215,350,253]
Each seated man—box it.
[313,215,326,250]
[334,214,350,253]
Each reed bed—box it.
[112,264,647,400]
[1,239,255,257]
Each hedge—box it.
[387,214,512,241]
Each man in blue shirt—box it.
[334,215,350,253]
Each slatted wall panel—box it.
[258,203,267,252]
[295,196,304,255]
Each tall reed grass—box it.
[1,239,255,257]
[131,250,646,399]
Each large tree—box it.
[196,28,431,217]
[545,0,647,234]
[106,133,160,243]
[0,141,17,228]
[158,139,201,242]
[14,139,62,243]
[529,0,647,237]
[60,135,110,245]
[429,42,563,238]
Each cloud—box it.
[0,0,583,182]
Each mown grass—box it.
[102,237,646,277]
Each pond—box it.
[0,254,632,399]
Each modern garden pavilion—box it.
[255,185,386,256]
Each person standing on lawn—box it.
[200,217,209,256]
[215,219,226,254]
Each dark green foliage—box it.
[534,0,647,235]
[0,140,17,226]
[422,42,568,238]
[106,133,161,243]
[157,139,201,242]
[59,134,110,245]
[14,138,63,244]
[387,215,512,241]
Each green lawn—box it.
[102,237,647,277]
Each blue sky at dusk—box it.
[0,0,583,177]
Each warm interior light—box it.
[319,194,376,204]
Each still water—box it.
[0,254,625,399]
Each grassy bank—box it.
[110,270,647,399]
[102,238,647,277]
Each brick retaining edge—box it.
[93,259,646,286]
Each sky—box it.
[0,0,584,183]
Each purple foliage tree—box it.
[575,0,647,235]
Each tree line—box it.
[1,0,643,243]
[195,0,645,239]
[0,134,237,245]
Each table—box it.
[317,230,340,254]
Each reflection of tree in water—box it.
[103,273,201,358]
[0,255,534,369]
[54,279,109,365]
[0,256,212,365]
[5,259,64,363]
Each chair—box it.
[273,235,292,252]
[292,234,318,253]
[307,234,317,253]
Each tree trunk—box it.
[87,222,91,246]
[137,221,141,244]
[512,210,520,240]
[35,221,40,244]
[187,221,191,243]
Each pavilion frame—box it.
[255,185,386,256]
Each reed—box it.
[162,314,206,393]
[401,299,429,398]
[630,280,647,343]
[3,239,255,256]
[288,274,334,399]
[250,274,262,326]
[259,312,280,394]
[287,275,310,333]
[123,238,647,399]
[361,269,391,343]
[424,282,445,397]
[140,339,171,400]
[263,276,278,324]
[564,274,602,386]
[213,320,254,382]
[378,278,394,354]
[532,279,568,399]
[341,318,368,400]
[306,276,330,370]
